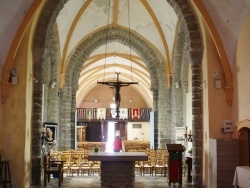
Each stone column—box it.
[153,90,159,149]
[191,56,203,186]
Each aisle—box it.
[29,175,194,188]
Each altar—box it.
[233,166,250,188]
[88,152,148,187]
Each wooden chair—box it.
[81,153,91,176]
[154,149,167,176]
[60,152,71,176]
[142,150,155,176]
[90,160,101,175]
[135,160,143,175]
[69,151,82,176]
[43,155,65,187]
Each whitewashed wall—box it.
[127,122,150,141]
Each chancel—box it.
[97,72,138,118]
[1,1,250,188]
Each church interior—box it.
[0,0,250,187]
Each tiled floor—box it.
[30,175,194,188]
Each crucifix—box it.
[97,72,138,118]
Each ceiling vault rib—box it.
[192,0,233,106]
[56,1,166,107]
[77,70,151,107]
[141,0,172,85]
[84,53,148,72]
[87,52,146,64]
[73,24,165,72]
[113,0,118,27]
[1,0,44,104]
[82,63,150,85]
[59,0,92,88]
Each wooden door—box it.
[77,126,86,142]
[238,127,250,165]
[86,122,102,142]
[115,122,126,139]
[101,122,108,142]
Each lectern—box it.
[166,144,184,185]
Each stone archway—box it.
[170,22,190,142]
[59,26,169,152]
[31,0,203,186]
[165,0,203,185]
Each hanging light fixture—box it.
[97,0,138,118]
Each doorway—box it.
[115,122,126,139]
[105,122,126,152]
[106,122,115,152]
[85,122,102,142]
[238,127,250,166]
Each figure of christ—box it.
[97,72,138,118]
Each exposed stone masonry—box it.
[32,0,70,185]
[166,0,203,186]
[101,161,135,187]
[64,26,169,151]
[32,0,203,186]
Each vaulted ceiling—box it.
[56,0,178,107]
[1,0,249,107]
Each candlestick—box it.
[184,129,193,142]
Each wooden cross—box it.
[97,72,138,118]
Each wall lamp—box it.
[211,71,221,88]
[10,68,18,85]
[175,81,188,89]
[175,81,180,88]
[50,80,57,88]
[184,129,193,142]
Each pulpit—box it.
[166,144,184,185]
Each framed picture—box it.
[44,122,57,141]
[174,127,185,144]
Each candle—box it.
[185,130,187,135]
[189,130,192,135]
[47,128,50,132]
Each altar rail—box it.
[76,108,151,121]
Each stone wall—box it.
[31,0,203,186]
[101,161,135,187]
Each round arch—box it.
[31,0,203,186]
[59,25,169,150]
